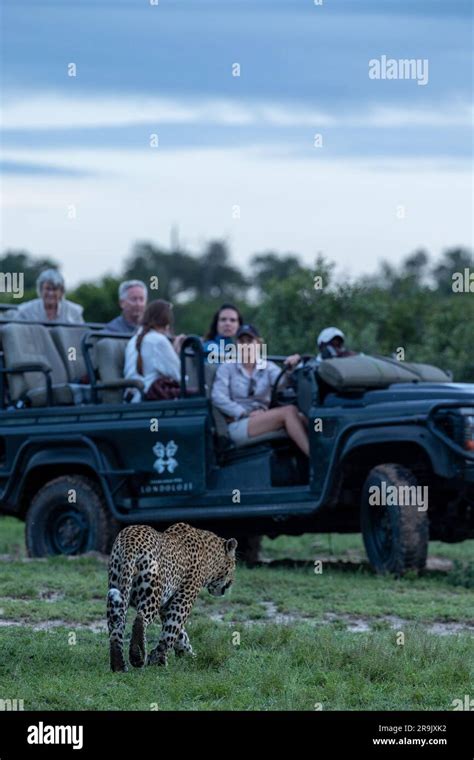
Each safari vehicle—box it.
[0,314,473,574]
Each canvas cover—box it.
[317,355,450,391]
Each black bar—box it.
[0,316,106,329]
[0,710,471,758]
[180,334,206,397]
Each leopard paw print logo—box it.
[153,440,179,474]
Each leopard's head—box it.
[207,537,238,597]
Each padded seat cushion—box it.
[393,361,451,383]
[94,337,143,403]
[318,355,420,390]
[1,322,68,402]
[95,338,127,381]
[26,383,91,407]
[51,326,89,382]
[204,363,219,398]
[318,355,451,391]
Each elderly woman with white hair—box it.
[14,269,84,323]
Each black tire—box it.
[361,463,429,575]
[25,475,114,558]
[237,535,262,566]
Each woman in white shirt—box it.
[124,300,185,397]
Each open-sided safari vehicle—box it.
[0,315,473,574]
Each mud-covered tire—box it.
[361,463,429,575]
[25,475,114,558]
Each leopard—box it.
[106,522,237,672]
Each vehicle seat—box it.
[182,351,200,395]
[204,363,229,440]
[204,362,218,396]
[1,323,90,406]
[50,326,90,382]
[295,365,318,415]
[94,337,144,403]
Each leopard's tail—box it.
[107,559,136,633]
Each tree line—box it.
[0,243,472,380]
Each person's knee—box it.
[283,404,299,419]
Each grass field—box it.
[0,516,473,711]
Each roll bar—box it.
[180,335,206,397]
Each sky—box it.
[1,0,472,287]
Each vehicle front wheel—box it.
[361,463,429,575]
[25,475,113,558]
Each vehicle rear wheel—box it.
[237,535,262,566]
[360,463,429,575]
[25,475,114,558]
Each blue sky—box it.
[1,0,472,285]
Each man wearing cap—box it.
[316,327,355,359]
[285,326,356,369]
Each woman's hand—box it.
[173,333,187,353]
[284,353,301,370]
[249,409,266,418]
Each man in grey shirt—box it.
[105,280,148,334]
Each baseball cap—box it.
[317,327,345,346]
[237,324,260,339]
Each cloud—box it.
[2,94,472,131]
[0,159,95,177]
[1,145,471,287]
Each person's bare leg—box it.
[248,406,309,456]
[299,412,309,428]
[281,406,310,455]
[247,407,285,437]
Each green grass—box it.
[0,515,26,555]
[0,516,473,711]
[1,624,472,711]
[263,531,474,562]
